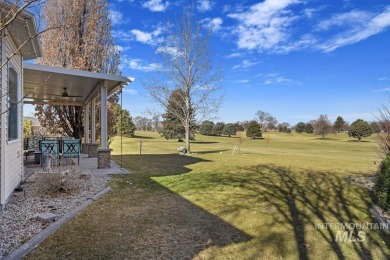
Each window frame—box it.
[8,66,19,142]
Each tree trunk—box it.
[185,124,191,154]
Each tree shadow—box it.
[191,141,219,144]
[213,164,390,259]
[132,134,155,139]
[193,149,231,154]
[346,140,372,143]
[312,137,338,141]
[26,154,252,259]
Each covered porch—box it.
[23,62,134,169]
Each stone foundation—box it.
[81,143,90,154]
[88,143,98,158]
[98,149,112,169]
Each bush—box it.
[374,155,390,211]
[34,166,79,196]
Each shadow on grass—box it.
[194,149,231,154]
[24,154,252,260]
[132,134,156,139]
[312,137,338,141]
[346,140,372,143]
[191,141,219,144]
[209,164,390,259]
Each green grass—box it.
[27,131,390,260]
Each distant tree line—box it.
[292,115,376,141]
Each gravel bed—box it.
[0,170,109,259]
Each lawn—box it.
[26,131,390,259]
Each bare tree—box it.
[34,0,120,139]
[375,105,390,157]
[314,114,332,139]
[256,110,270,129]
[144,5,222,153]
[0,0,72,117]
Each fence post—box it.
[140,140,142,155]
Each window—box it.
[8,68,18,141]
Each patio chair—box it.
[62,139,81,165]
[39,140,60,168]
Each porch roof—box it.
[23,63,134,106]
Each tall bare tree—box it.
[144,5,222,153]
[34,0,120,139]
[314,114,332,139]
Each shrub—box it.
[34,166,79,196]
[374,155,390,211]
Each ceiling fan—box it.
[48,87,83,98]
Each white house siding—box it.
[1,34,23,207]
[0,31,2,207]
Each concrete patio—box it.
[24,154,130,176]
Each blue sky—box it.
[26,0,390,125]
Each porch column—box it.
[84,105,90,143]
[91,98,96,143]
[100,81,108,149]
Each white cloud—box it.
[109,10,123,25]
[115,45,131,52]
[198,0,212,12]
[317,7,390,52]
[378,77,390,81]
[122,58,160,72]
[156,46,180,56]
[302,8,315,19]
[130,27,163,45]
[112,30,133,42]
[202,17,223,31]
[232,59,258,70]
[317,10,371,31]
[228,0,302,51]
[225,52,242,58]
[142,0,169,12]
[236,79,250,84]
[261,72,294,85]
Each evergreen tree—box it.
[295,122,306,133]
[161,89,195,141]
[348,119,372,141]
[246,121,262,139]
[222,123,237,137]
[305,123,314,133]
[113,105,135,138]
[333,116,346,133]
[199,121,214,135]
[211,122,225,136]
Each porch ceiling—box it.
[23,63,134,106]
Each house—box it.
[0,3,133,208]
